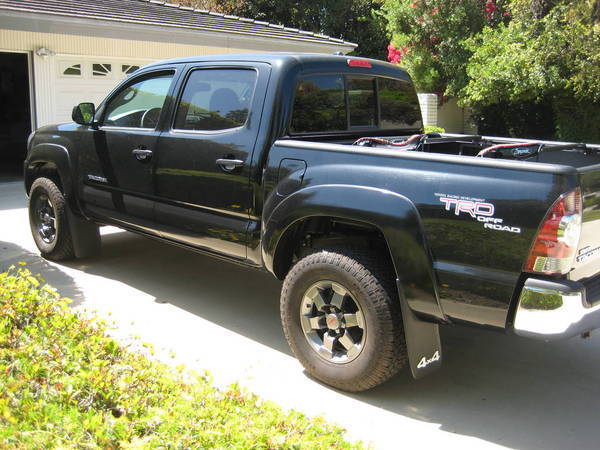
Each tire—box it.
[280,247,407,392]
[28,177,75,261]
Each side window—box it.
[291,75,346,134]
[103,72,174,129]
[174,69,257,132]
[378,77,423,129]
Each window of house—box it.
[173,68,257,132]
[103,72,174,129]
[122,64,140,75]
[92,63,112,77]
[62,63,82,76]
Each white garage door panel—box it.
[53,57,150,123]
[55,83,117,122]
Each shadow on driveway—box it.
[0,240,84,304]
[6,229,600,450]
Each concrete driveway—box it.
[2,176,599,449]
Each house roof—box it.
[0,0,357,48]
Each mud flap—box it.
[66,206,101,258]
[397,280,442,379]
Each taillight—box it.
[525,188,582,274]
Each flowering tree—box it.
[461,0,600,140]
[384,0,600,141]
[383,0,510,94]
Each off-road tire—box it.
[28,177,75,261]
[280,247,407,392]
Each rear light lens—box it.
[525,188,582,274]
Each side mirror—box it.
[72,103,96,126]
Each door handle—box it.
[216,158,244,171]
[132,148,153,161]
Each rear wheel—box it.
[28,177,75,261]
[280,247,407,392]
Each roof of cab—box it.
[144,52,406,74]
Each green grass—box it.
[0,265,361,449]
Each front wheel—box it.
[280,247,407,392]
[28,177,75,261]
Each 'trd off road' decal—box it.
[435,193,521,234]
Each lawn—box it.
[0,264,361,448]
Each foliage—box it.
[178,0,390,59]
[384,0,600,141]
[0,265,360,448]
[383,0,511,94]
[469,99,557,140]
[462,0,600,105]
[461,0,600,140]
[423,125,445,134]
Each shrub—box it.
[424,125,445,134]
[0,265,360,448]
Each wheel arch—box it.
[263,184,444,321]
[25,143,79,212]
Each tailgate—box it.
[571,164,600,287]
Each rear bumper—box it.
[513,277,600,340]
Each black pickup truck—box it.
[24,53,600,392]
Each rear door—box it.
[79,69,177,230]
[153,63,270,259]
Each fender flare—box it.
[25,143,79,212]
[262,184,444,321]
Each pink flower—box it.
[431,36,439,43]
[431,7,439,15]
[411,2,418,8]
[503,11,510,17]
[386,44,410,64]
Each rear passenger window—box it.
[291,75,346,133]
[174,69,257,131]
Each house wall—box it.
[416,94,478,134]
[0,23,348,128]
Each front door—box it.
[79,70,176,231]
[153,64,269,259]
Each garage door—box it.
[53,57,152,123]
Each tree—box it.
[382,0,510,94]
[384,0,600,141]
[177,0,390,59]
[462,0,600,140]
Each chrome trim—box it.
[99,126,155,132]
[514,277,600,340]
[170,125,245,135]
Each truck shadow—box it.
[35,230,600,450]
[0,240,84,304]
